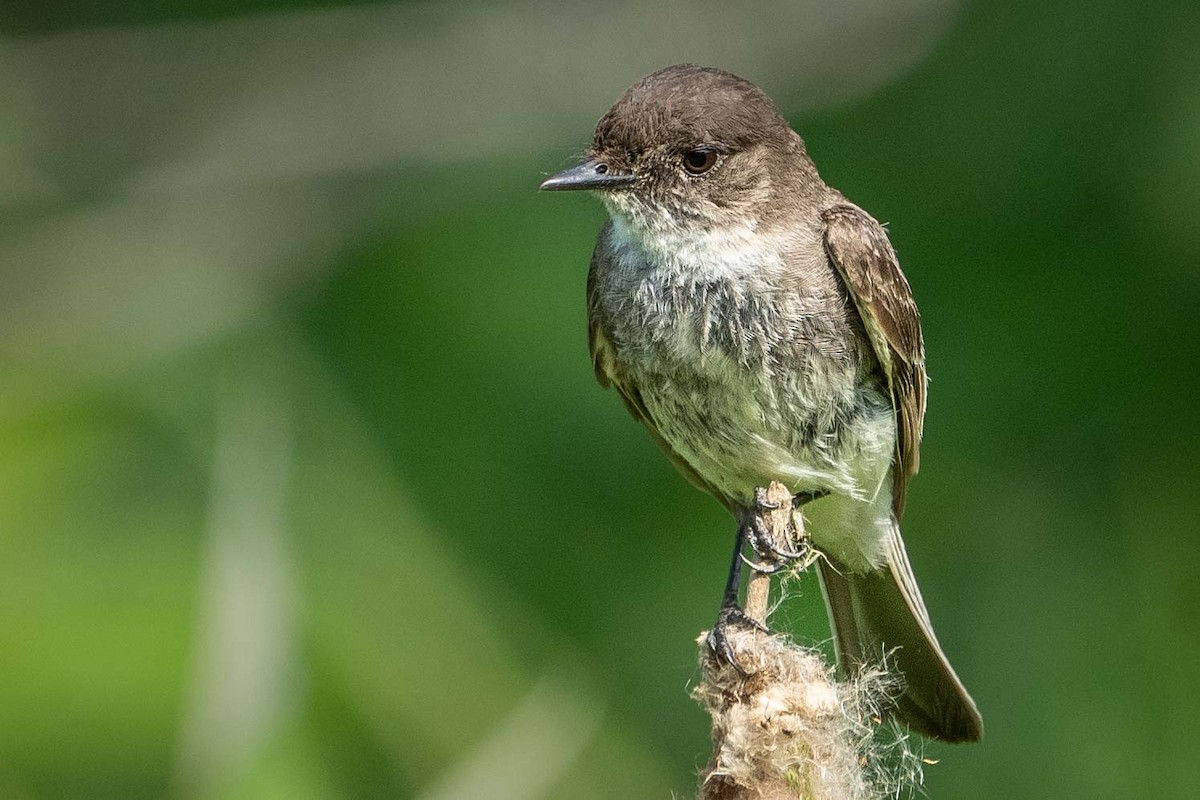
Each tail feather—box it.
[817,524,983,743]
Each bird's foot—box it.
[742,514,806,572]
[741,487,828,573]
[739,488,805,572]
[706,603,768,672]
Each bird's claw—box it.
[739,552,792,574]
[707,604,767,672]
[741,486,826,573]
[751,487,783,511]
[742,513,809,572]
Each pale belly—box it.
[633,356,892,493]
[626,342,899,571]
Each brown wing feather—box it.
[822,205,927,517]
[586,230,732,510]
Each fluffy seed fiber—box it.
[693,625,921,800]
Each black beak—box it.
[539,158,636,192]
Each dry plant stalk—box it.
[694,482,911,800]
[742,482,791,624]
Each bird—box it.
[539,64,982,743]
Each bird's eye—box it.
[683,149,718,175]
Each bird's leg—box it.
[791,489,828,507]
[706,521,766,670]
[707,486,830,670]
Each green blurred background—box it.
[2,0,1198,797]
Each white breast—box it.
[607,210,805,283]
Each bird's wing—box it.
[587,233,730,509]
[822,204,927,517]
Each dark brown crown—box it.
[592,64,793,157]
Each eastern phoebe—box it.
[540,64,982,743]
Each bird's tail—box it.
[817,523,983,742]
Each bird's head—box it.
[540,64,816,239]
